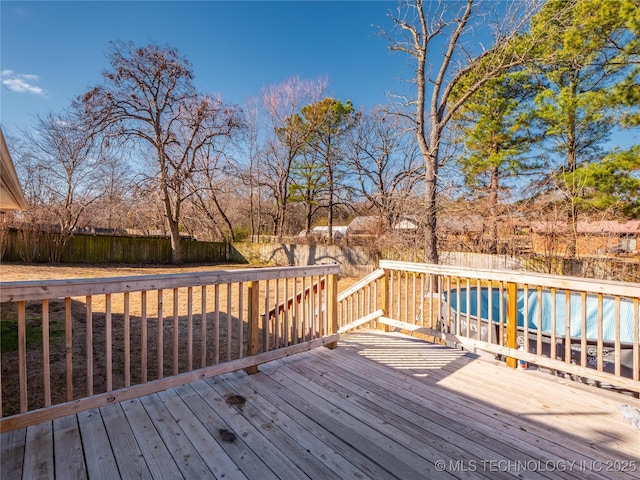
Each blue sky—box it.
[1,1,410,134]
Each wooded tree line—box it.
[3,0,638,263]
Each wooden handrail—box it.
[337,268,385,302]
[0,264,340,302]
[379,260,640,298]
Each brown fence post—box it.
[506,282,518,368]
[326,273,339,349]
[245,280,260,374]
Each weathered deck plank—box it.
[154,388,244,480]
[119,398,183,480]
[189,378,308,479]
[259,359,459,479]
[22,421,53,480]
[99,404,152,480]
[205,376,343,480]
[246,367,403,480]
[1,428,25,479]
[77,409,118,480]
[172,383,273,480]
[1,330,639,479]
[214,372,377,479]
[306,338,624,480]
[278,350,553,480]
[138,393,216,479]
[52,415,86,480]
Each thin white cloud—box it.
[1,70,46,96]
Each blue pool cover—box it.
[444,288,639,345]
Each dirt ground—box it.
[0,262,360,416]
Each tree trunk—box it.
[276,201,287,242]
[167,215,182,264]
[211,193,235,242]
[327,162,334,245]
[423,157,439,264]
[488,165,499,255]
[421,129,440,265]
[565,70,579,259]
[305,191,313,235]
[412,18,439,265]
[160,177,182,264]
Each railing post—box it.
[381,269,390,332]
[18,301,27,413]
[326,273,339,349]
[245,280,260,374]
[506,282,518,368]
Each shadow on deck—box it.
[2,330,639,479]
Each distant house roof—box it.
[529,221,568,234]
[578,221,640,235]
[349,216,382,234]
[531,221,640,235]
[311,226,350,237]
[438,215,484,233]
[394,215,420,230]
[0,129,27,210]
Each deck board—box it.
[312,349,586,475]
[307,337,623,480]
[77,409,118,480]
[172,383,273,480]
[22,421,53,480]
[205,376,343,480]
[154,388,243,480]
[1,428,25,479]
[139,393,216,479]
[123,398,187,479]
[335,332,640,479]
[99,404,152,480]
[279,350,552,480]
[189,378,308,479]
[259,361,441,479]
[2,330,639,479]
[214,372,377,479]
[259,358,459,479]
[52,415,86,480]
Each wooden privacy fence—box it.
[1,230,230,264]
[0,264,340,432]
[338,260,640,393]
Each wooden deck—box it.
[2,330,639,480]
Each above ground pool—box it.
[442,287,639,377]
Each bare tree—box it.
[81,42,241,262]
[18,108,110,261]
[346,106,423,231]
[187,134,239,241]
[387,0,540,263]
[81,152,134,231]
[240,97,263,240]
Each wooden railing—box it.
[339,260,640,393]
[337,268,385,332]
[0,265,340,432]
